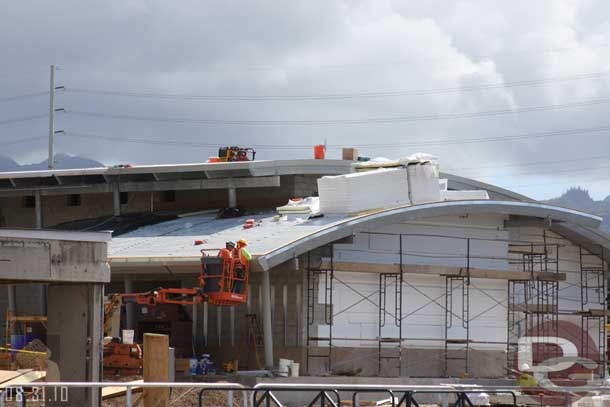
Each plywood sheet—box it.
[101,380,143,400]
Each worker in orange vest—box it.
[232,239,251,294]
[218,241,235,260]
[235,239,251,264]
[215,241,235,293]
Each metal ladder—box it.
[306,247,334,374]
[444,275,470,377]
[378,272,402,376]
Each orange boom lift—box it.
[115,247,250,307]
[103,245,250,375]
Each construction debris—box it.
[101,379,143,400]
[15,339,48,370]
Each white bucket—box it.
[290,362,300,377]
[122,329,134,345]
[278,359,291,377]
[189,358,198,376]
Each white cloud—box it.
[0,0,608,199]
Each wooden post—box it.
[143,333,170,407]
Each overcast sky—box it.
[1,0,610,200]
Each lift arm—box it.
[118,287,205,307]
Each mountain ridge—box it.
[0,153,104,171]
[544,187,610,234]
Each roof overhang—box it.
[0,159,352,196]
[442,172,609,261]
[257,200,603,271]
[0,228,112,243]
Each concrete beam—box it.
[0,175,281,197]
[118,175,280,192]
[34,190,42,229]
[0,231,110,283]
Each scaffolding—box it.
[444,275,471,376]
[579,245,607,377]
[302,227,605,379]
[506,240,560,375]
[305,246,334,373]
[378,235,403,376]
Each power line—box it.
[510,175,610,189]
[0,113,48,126]
[0,91,48,103]
[55,42,610,74]
[335,125,610,148]
[61,123,610,150]
[445,154,610,172]
[64,70,610,101]
[66,96,610,126]
[2,136,47,146]
[460,163,610,180]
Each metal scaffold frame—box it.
[303,227,606,379]
[506,237,560,376]
[306,245,334,374]
[579,245,608,378]
[443,238,472,377]
[377,235,403,376]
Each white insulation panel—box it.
[318,168,411,214]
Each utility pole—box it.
[48,64,55,169]
[47,65,65,170]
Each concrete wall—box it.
[0,196,37,228]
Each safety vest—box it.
[238,247,251,264]
[218,248,233,261]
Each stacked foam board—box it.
[276,197,320,216]
[406,162,441,204]
[317,168,410,214]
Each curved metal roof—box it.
[257,200,603,271]
[440,172,534,202]
[441,172,610,261]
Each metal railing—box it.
[4,381,610,407]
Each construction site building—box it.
[0,158,608,380]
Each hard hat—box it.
[237,239,248,246]
[226,241,236,248]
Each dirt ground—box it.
[103,387,244,407]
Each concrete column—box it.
[203,302,208,346]
[124,275,135,330]
[7,285,16,315]
[34,190,42,229]
[47,283,103,407]
[112,183,121,216]
[228,186,237,208]
[192,302,198,352]
[261,269,274,369]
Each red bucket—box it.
[314,144,326,159]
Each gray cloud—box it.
[1,0,609,199]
